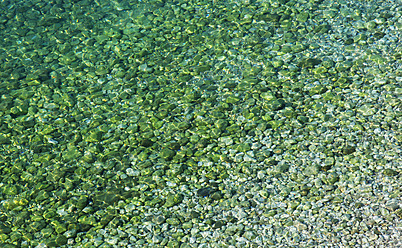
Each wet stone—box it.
[164,193,183,208]
[197,187,214,197]
[0,223,12,234]
[357,104,376,116]
[153,215,166,225]
[226,95,240,103]
[236,143,251,153]
[342,145,356,155]
[303,164,320,177]
[210,191,222,200]
[383,169,398,176]
[385,202,399,211]
[0,0,401,246]
[160,148,176,160]
[298,58,322,68]
[166,217,180,226]
[212,220,225,229]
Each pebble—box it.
[1,0,401,248]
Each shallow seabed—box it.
[0,0,401,247]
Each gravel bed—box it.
[0,0,400,247]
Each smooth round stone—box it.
[219,136,233,146]
[303,165,320,176]
[164,193,183,207]
[357,104,376,116]
[383,169,398,176]
[197,187,214,197]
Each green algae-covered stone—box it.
[357,104,376,116]
[296,12,309,22]
[46,235,68,247]
[78,215,97,226]
[303,164,320,177]
[52,221,67,234]
[235,143,251,153]
[0,134,10,144]
[3,185,18,196]
[383,169,398,176]
[261,91,276,101]
[160,148,175,160]
[85,130,103,142]
[166,217,181,226]
[274,163,290,174]
[226,95,240,103]
[164,193,183,208]
[62,146,82,162]
[264,99,285,111]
